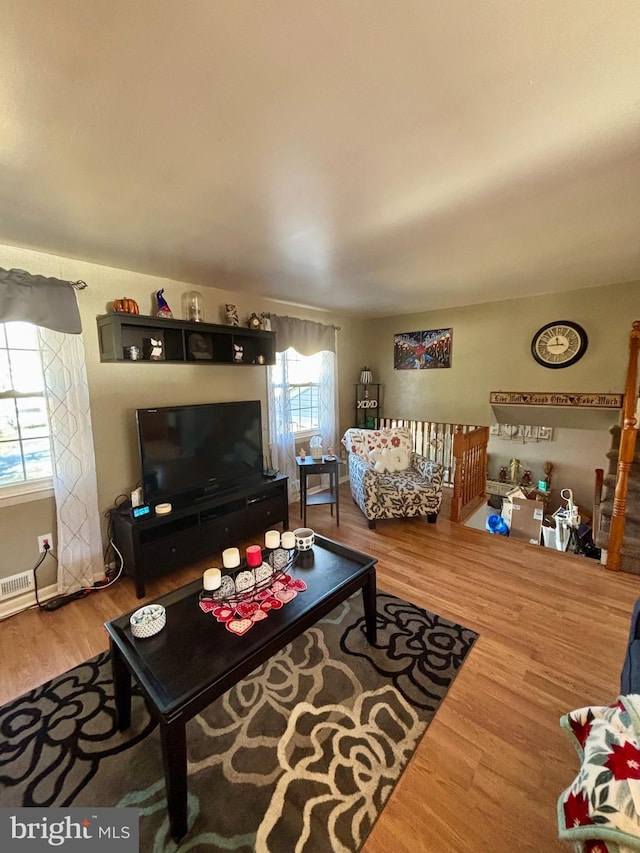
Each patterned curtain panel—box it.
[38,328,103,591]
[318,349,337,449]
[267,352,300,501]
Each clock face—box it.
[531,321,588,368]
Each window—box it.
[0,322,52,488]
[280,348,323,434]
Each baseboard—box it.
[0,581,59,620]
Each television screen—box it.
[136,401,264,505]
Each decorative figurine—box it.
[156,289,173,318]
[509,458,521,484]
[521,469,532,486]
[225,304,239,326]
[544,460,554,489]
[499,466,508,483]
[233,343,244,362]
[247,312,262,329]
[143,337,164,360]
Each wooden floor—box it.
[2,485,639,852]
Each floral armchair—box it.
[341,427,444,529]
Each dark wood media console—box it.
[112,475,289,597]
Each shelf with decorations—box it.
[354,382,382,429]
[96,312,276,366]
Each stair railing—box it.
[606,320,640,572]
[451,425,490,523]
[376,417,480,487]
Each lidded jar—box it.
[310,434,323,461]
[182,290,204,322]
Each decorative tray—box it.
[199,547,297,609]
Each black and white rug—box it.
[0,592,477,851]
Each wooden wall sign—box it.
[489,392,623,408]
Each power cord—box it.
[33,543,89,611]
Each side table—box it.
[296,455,343,526]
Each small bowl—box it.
[293,527,315,551]
[130,604,166,638]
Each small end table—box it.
[296,455,343,526]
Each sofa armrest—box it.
[412,454,444,488]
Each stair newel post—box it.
[451,426,465,523]
[606,320,640,572]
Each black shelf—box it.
[97,313,276,366]
[355,383,381,428]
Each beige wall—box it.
[366,281,639,512]
[0,243,368,582]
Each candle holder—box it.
[199,546,298,609]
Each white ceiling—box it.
[1,0,639,317]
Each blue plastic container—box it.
[486,514,509,535]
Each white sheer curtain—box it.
[267,352,299,499]
[38,328,103,592]
[267,315,338,502]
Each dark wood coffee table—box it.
[104,534,377,841]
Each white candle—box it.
[265,529,281,549]
[222,547,240,569]
[281,531,295,549]
[203,568,221,591]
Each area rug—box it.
[0,591,477,851]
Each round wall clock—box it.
[531,321,588,368]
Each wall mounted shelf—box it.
[97,313,276,366]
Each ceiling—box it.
[1,1,639,318]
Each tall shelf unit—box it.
[354,383,382,428]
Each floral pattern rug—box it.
[0,591,477,852]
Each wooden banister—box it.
[451,425,490,523]
[606,320,640,571]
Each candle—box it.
[222,547,240,569]
[265,529,280,549]
[203,568,221,591]
[281,531,295,550]
[246,544,262,567]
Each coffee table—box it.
[104,534,377,841]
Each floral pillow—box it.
[342,427,412,460]
[558,695,640,852]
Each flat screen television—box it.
[136,400,264,505]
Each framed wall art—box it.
[394,328,452,370]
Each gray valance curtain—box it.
[269,314,337,355]
[0,268,83,333]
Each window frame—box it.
[282,349,322,437]
[0,321,54,501]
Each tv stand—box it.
[112,475,289,598]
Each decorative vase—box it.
[182,291,204,322]
[360,367,373,385]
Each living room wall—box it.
[365,280,639,513]
[0,243,368,589]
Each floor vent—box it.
[0,571,34,600]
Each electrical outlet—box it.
[37,533,53,554]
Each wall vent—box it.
[0,571,34,600]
